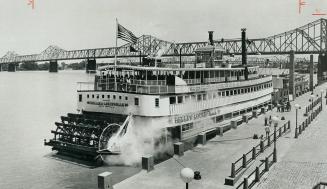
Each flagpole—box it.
[114,18,118,90]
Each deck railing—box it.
[77,76,272,95]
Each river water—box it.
[0,71,140,189]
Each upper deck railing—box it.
[77,75,272,95]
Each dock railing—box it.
[313,182,327,189]
[229,120,290,179]
[236,150,277,189]
[295,100,322,138]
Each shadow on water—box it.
[44,152,99,168]
[45,152,143,189]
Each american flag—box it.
[117,23,138,44]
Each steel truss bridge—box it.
[1,18,326,64]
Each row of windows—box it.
[169,82,272,104]
[179,103,268,132]
[86,94,128,101]
[81,94,160,108]
[215,103,267,123]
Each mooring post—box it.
[283,123,286,133]
[268,135,271,146]
[252,147,256,160]
[231,163,236,178]
[265,157,269,172]
[142,155,154,172]
[255,167,260,182]
[260,140,264,153]
[98,172,113,189]
[243,178,249,189]
[279,127,282,137]
[242,154,247,168]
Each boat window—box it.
[226,91,230,96]
[224,113,232,120]
[234,90,237,95]
[213,93,216,99]
[113,95,116,99]
[79,94,82,102]
[222,91,225,96]
[182,123,194,132]
[92,94,94,98]
[97,95,99,99]
[119,96,122,100]
[240,109,246,114]
[241,89,244,94]
[185,96,190,102]
[230,90,233,96]
[107,95,110,99]
[216,115,223,122]
[202,94,207,100]
[134,97,139,106]
[197,94,202,101]
[169,96,176,104]
[155,98,159,107]
[87,94,89,98]
[102,95,104,98]
[125,96,128,100]
[177,96,183,103]
[233,111,239,117]
[238,89,241,94]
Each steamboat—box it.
[45,29,273,164]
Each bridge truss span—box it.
[0,18,326,64]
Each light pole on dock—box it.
[180,168,194,189]
[294,104,301,138]
[272,116,279,162]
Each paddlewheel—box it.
[44,112,128,164]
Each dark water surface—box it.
[0,71,140,189]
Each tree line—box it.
[18,60,88,71]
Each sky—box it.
[0,0,326,57]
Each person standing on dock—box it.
[265,125,270,138]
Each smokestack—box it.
[208,31,214,46]
[241,28,247,65]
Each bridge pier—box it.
[318,54,327,84]
[8,63,16,72]
[49,60,58,72]
[289,51,295,99]
[310,55,314,91]
[86,59,96,73]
